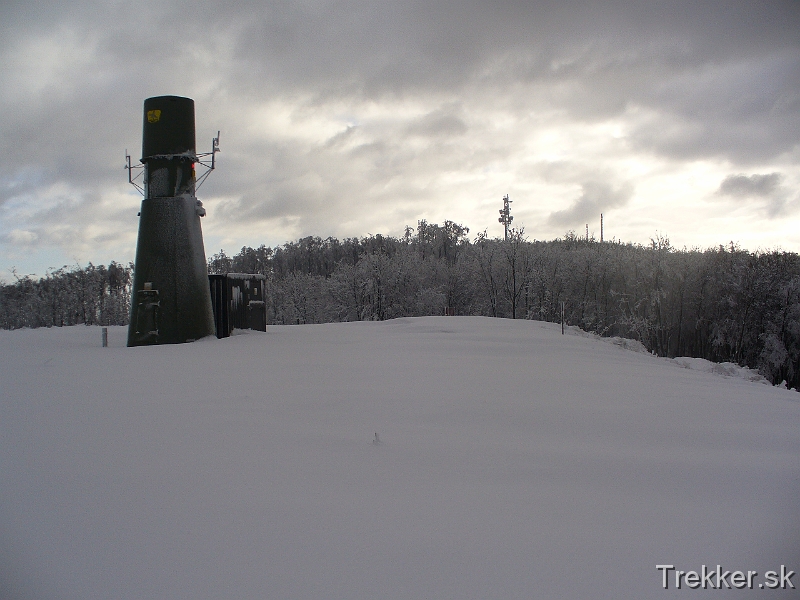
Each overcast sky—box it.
[1,0,799,280]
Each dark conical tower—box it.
[127,96,216,346]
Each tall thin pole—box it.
[600,213,603,243]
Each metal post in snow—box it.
[561,301,565,335]
[102,327,108,347]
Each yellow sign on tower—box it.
[147,109,161,123]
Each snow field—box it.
[1,317,798,599]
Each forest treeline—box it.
[0,262,132,330]
[2,220,799,389]
[208,221,800,389]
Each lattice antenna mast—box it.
[498,194,513,241]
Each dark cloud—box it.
[547,181,634,227]
[218,1,794,164]
[719,173,783,197]
[718,172,793,218]
[628,50,800,162]
[408,108,468,138]
[323,125,359,149]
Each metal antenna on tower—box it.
[498,194,513,241]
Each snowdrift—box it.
[1,317,798,599]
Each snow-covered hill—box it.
[1,317,798,599]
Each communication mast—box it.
[125,95,220,347]
[498,194,513,241]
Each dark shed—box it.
[209,273,267,338]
